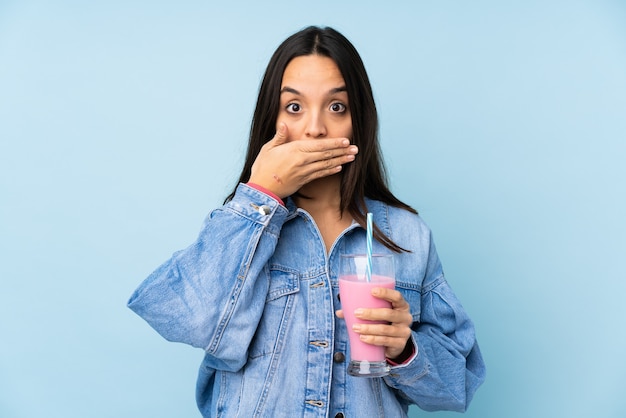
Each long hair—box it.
[225,26,417,252]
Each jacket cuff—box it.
[384,334,428,385]
[225,184,289,236]
[246,182,285,206]
[386,338,417,366]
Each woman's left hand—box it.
[336,287,414,360]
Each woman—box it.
[128,26,485,417]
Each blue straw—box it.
[366,213,373,282]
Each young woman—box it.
[128,26,485,417]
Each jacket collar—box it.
[284,196,391,237]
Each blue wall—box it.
[1,1,625,417]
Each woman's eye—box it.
[330,102,346,113]
[286,103,301,113]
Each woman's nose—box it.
[304,112,327,138]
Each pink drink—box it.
[339,275,395,364]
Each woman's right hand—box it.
[248,123,359,199]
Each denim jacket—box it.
[128,183,485,417]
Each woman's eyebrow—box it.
[280,86,348,95]
[280,86,300,95]
[329,86,347,94]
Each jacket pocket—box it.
[396,281,421,323]
[249,266,300,359]
[266,265,300,302]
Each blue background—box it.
[1,1,625,417]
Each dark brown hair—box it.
[226,26,416,252]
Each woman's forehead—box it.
[281,55,345,89]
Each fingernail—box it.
[352,324,361,332]
[349,145,358,153]
[342,139,350,146]
[354,308,364,316]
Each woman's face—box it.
[277,55,353,142]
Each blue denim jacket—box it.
[128,183,485,417]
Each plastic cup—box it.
[339,254,395,377]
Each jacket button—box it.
[333,352,345,363]
[335,413,345,418]
[258,205,271,215]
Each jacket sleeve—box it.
[384,231,486,412]
[127,184,288,372]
